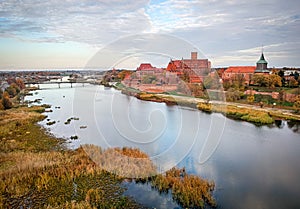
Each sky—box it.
[0,0,300,69]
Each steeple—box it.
[257,53,268,65]
[255,47,269,73]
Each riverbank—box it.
[0,105,147,208]
[116,84,300,125]
[1,100,217,208]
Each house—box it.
[222,66,256,85]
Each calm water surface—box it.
[26,84,300,209]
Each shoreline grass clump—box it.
[151,167,216,208]
[82,145,157,179]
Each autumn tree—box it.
[142,75,157,84]
[247,94,255,103]
[180,71,190,83]
[253,74,269,87]
[188,83,205,97]
[1,91,12,109]
[15,78,25,89]
[253,74,282,88]
[288,77,298,87]
[117,70,133,80]
[294,96,300,113]
[269,74,282,88]
[226,88,242,102]
[232,74,246,90]
[203,74,221,89]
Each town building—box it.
[222,66,256,85]
[166,52,211,83]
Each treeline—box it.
[0,78,25,110]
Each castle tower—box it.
[191,52,197,60]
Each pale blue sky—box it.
[0,0,299,69]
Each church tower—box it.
[255,48,269,73]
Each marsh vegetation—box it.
[0,104,216,208]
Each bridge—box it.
[25,79,98,88]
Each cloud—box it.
[0,0,151,45]
[211,42,300,67]
[0,0,299,68]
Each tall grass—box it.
[151,167,216,208]
[0,106,145,208]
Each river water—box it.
[25,83,300,209]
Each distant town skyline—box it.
[0,0,300,69]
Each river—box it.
[25,83,300,209]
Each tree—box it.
[2,91,12,109]
[253,74,281,88]
[0,100,4,110]
[15,78,25,89]
[247,95,255,103]
[288,77,298,87]
[226,88,242,102]
[203,74,221,89]
[180,71,190,83]
[188,83,205,97]
[232,74,245,90]
[294,96,300,113]
[269,74,282,88]
[6,85,17,97]
[253,74,269,87]
[142,75,156,84]
[294,71,299,81]
[278,70,285,78]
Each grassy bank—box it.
[197,103,275,124]
[117,85,300,125]
[0,106,147,208]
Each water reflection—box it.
[287,120,300,133]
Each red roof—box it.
[166,60,190,72]
[225,66,256,73]
[137,63,154,71]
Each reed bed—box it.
[0,106,145,208]
[151,167,216,208]
[1,104,217,208]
